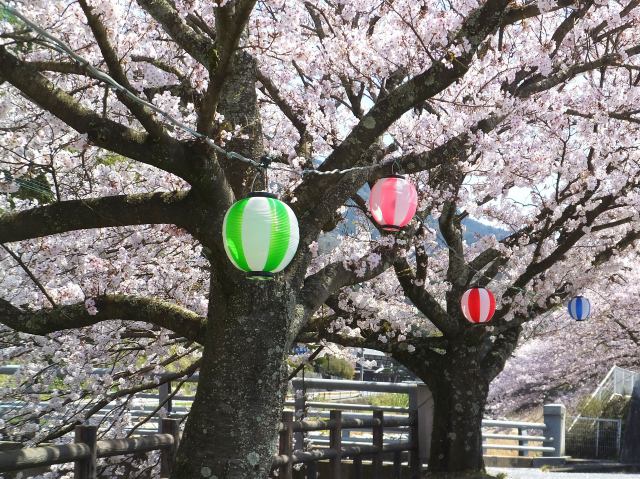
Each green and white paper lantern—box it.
[222,192,299,279]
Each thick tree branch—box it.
[0,191,194,244]
[136,0,214,66]
[197,1,258,134]
[256,68,309,151]
[0,294,206,342]
[439,201,468,290]
[501,0,576,26]
[292,0,511,222]
[0,47,193,182]
[299,245,399,321]
[78,0,166,137]
[516,46,640,97]
[393,257,454,336]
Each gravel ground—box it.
[487,468,640,478]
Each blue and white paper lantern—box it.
[568,295,591,321]
[293,345,309,355]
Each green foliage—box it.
[577,394,630,419]
[368,393,409,408]
[0,5,20,25]
[97,153,128,166]
[314,355,355,379]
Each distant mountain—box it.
[461,217,509,244]
[318,208,509,254]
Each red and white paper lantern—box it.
[460,287,496,324]
[368,175,418,232]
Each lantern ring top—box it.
[246,191,278,199]
[381,174,408,180]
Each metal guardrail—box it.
[290,377,562,459]
[568,365,638,433]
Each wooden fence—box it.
[273,410,420,479]
[0,419,180,478]
[0,409,419,479]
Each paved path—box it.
[487,468,639,478]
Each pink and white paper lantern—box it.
[368,175,418,231]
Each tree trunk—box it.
[171,277,298,479]
[426,346,489,474]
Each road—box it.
[487,468,640,478]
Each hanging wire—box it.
[0,1,609,315]
[0,1,389,179]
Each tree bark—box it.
[171,276,299,479]
[423,345,490,474]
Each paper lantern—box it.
[222,192,299,279]
[368,175,418,231]
[461,287,496,324]
[568,295,590,321]
[293,345,309,355]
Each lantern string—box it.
[0,1,394,179]
[0,2,599,322]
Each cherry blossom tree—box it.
[488,266,640,417]
[2,0,640,478]
[293,0,640,471]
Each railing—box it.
[0,366,567,469]
[482,419,554,456]
[273,409,420,479]
[0,419,180,479]
[0,411,418,479]
[568,365,639,432]
[290,378,565,459]
[290,377,432,464]
[566,416,623,459]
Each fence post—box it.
[160,418,180,478]
[294,385,306,451]
[518,427,528,457]
[158,381,172,414]
[616,419,622,458]
[595,420,600,458]
[74,425,97,479]
[373,410,384,479]
[393,451,402,478]
[279,411,294,479]
[543,404,566,457]
[353,456,363,479]
[329,410,342,479]
[306,461,317,479]
[408,410,421,479]
[413,384,432,465]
